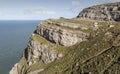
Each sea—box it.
[0,20,40,74]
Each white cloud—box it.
[72,0,80,7]
[24,7,56,15]
[0,7,56,20]
[66,0,80,12]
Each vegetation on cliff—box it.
[10,2,120,74]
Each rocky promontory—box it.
[77,2,120,21]
[10,2,120,74]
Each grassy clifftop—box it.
[37,19,120,74]
[11,18,120,74]
[10,2,120,74]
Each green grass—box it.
[17,57,29,74]
[38,21,120,74]
[16,19,120,74]
[28,60,46,72]
[48,18,95,26]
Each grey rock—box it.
[77,2,120,21]
[28,39,60,64]
[36,23,90,46]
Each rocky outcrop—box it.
[77,2,120,21]
[27,38,61,64]
[10,19,91,74]
[36,22,90,46]
[10,18,91,74]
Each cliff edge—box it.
[10,2,120,74]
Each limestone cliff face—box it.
[77,2,120,21]
[35,21,90,46]
[27,38,61,64]
[10,18,90,74]
[10,2,120,74]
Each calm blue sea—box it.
[0,20,40,74]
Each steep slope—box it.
[77,2,120,21]
[10,2,120,74]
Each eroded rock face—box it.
[36,24,90,46]
[27,39,61,64]
[77,2,120,21]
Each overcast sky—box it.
[0,0,119,20]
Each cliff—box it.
[10,2,120,74]
[77,2,120,21]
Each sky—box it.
[0,0,119,20]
